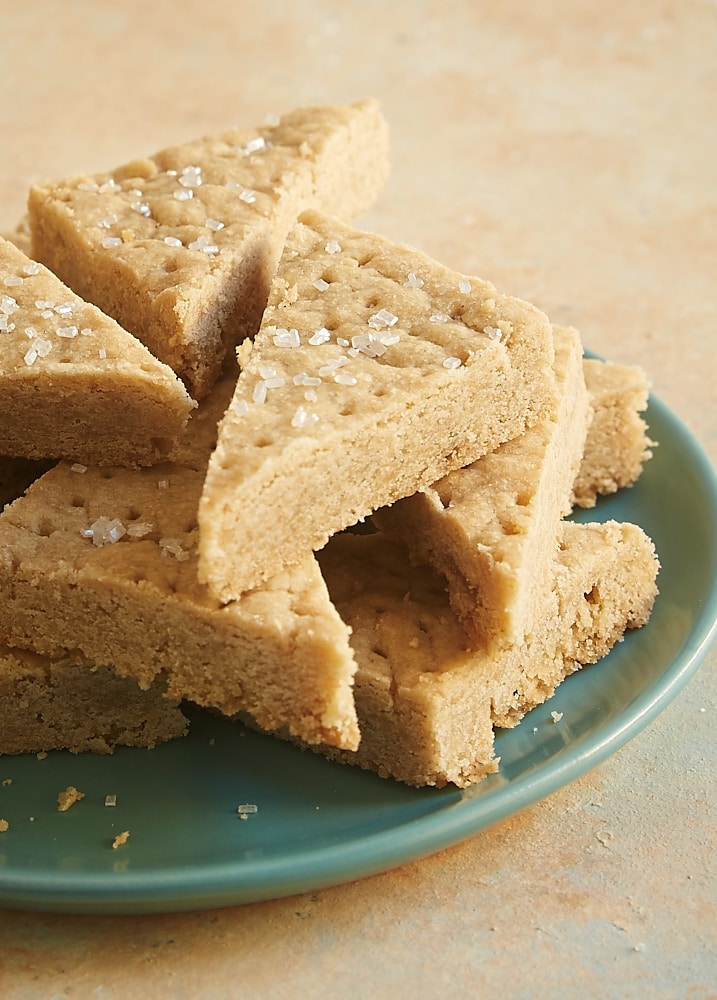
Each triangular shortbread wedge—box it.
[374,325,591,649]
[0,645,188,754]
[197,210,557,601]
[28,100,389,398]
[573,358,653,508]
[0,236,195,466]
[316,521,659,788]
[0,377,359,750]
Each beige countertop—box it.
[0,2,715,997]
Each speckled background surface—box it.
[0,2,715,997]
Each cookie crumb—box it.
[57,785,85,811]
[112,830,130,849]
[1,778,11,786]
[0,819,8,832]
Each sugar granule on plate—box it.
[57,785,85,811]
[237,803,258,820]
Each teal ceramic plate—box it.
[0,388,715,914]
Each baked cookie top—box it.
[29,100,389,397]
[0,235,194,466]
[198,209,557,600]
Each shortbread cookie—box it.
[0,645,187,754]
[316,521,659,787]
[29,100,389,398]
[374,325,590,648]
[197,210,557,601]
[0,378,359,750]
[0,236,195,465]
[574,358,653,508]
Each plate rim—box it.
[1,384,716,914]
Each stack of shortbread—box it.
[0,100,657,786]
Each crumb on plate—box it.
[57,785,85,812]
